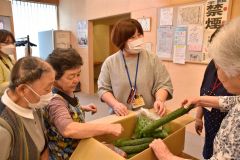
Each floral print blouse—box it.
[210,96,240,159]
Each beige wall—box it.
[0,0,12,16]
[58,0,240,128]
[58,0,240,93]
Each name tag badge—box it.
[127,87,136,104]
[131,94,145,110]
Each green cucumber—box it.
[113,138,130,146]
[152,129,168,139]
[141,105,194,137]
[114,137,153,147]
[119,142,150,154]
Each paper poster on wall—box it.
[187,25,203,52]
[55,31,71,49]
[174,27,187,45]
[177,3,204,25]
[173,45,186,64]
[202,0,231,62]
[77,20,88,48]
[157,27,173,58]
[0,21,3,29]
[159,7,174,26]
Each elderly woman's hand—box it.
[195,118,203,135]
[150,139,174,160]
[81,104,97,114]
[108,123,124,136]
[181,98,200,108]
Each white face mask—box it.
[1,44,16,55]
[125,37,144,54]
[23,85,54,109]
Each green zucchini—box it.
[152,129,168,139]
[141,105,194,137]
[113,138,130,146]
[114,137,153,147]
[119,142,150,154]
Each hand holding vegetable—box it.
[153,100,166,116]
[113,102,129,116]
[182,98,200,108]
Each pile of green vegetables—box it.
[113,105,194,159]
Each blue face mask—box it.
[23,85,53,109]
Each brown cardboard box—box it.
[70,111,194,160]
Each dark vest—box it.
[0,100,40,160]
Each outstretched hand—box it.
[81,104,97,114]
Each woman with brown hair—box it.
[0,29,16,95]
[44,48,123,159]
[98,19,173,116]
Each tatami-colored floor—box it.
[76,92,204,160]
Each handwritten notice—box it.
[187,25,203,51]
[174,27,187,45]
[177,3,204,25]
[157,27,173,58]
[160,7,174,26]
[173,45,186,64]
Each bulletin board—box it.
[156,0,232,64]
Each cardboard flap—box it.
[89,111,136,124]
[70,138,125,160]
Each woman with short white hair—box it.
[150,17,240,160]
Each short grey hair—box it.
[209,17,240,78]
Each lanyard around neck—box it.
[211,77,222,94]
[122,52,140,90]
